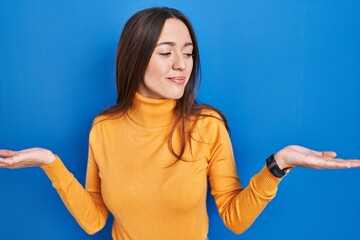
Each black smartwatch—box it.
[266,154,293,178]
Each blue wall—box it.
[1,1,359,239]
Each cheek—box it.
[186,62,193,78]
[143,66,168,93]
[145,60,169,80]
[188,58,194,73]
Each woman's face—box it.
[138,18,194,99]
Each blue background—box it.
[1,0,359,239]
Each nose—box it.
[172,52,186,71]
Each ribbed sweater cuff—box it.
[41,155,74,189]
[250,165,282,199]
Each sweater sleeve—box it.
[205,117,281,234]
[41,126,108,234]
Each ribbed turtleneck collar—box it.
[126,92,176,128]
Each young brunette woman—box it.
[1,7,359,240]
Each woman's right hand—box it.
[0,148,56,169]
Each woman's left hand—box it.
[274,145,360,170]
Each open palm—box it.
[0,148,55,169]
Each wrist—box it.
[43,150,56,165]
[273,152,289,169]
[266,154,293,178]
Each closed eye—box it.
[159,52,171,57]
[183,53,193,58]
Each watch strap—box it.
[266,154,292,178]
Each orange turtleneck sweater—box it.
[41,93,281,240]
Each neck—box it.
[126,92,176,128]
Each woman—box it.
[0,7,359,240]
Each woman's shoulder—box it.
[91,113,124,128]
[188,106,229,145]
[191,105,229,132]
[92,114,108,126]
[194,105,226,124]
[199,108,222,118]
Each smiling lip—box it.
[168,76,186,84]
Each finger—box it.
[313,157,360,169]
[307,149,336,158]
[335,159,360,168]
[321,151,337,158]
[0,149,18,158]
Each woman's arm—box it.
[0,146,109,234]
[205,117,360,234]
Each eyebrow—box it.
[156,41,193,47]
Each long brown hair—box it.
[101,7,228,160]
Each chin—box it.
[165,90,185,100]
